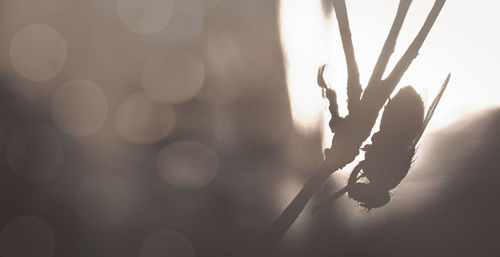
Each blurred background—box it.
[0,0,499,257]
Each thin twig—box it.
[333,0,362,112]
[378,0,446,102]
[252,1,447,255]
[253,158,340,256]
[312,185,349,215]
[365,0,412,92]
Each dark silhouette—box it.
[256,0,447,254]
[315,76,449,211]
[6,1,500,257]
[305,107,500,257]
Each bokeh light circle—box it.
[0,216,55,257]
[141,53,205,104]
[157,141,219,189]
[118,0,174,34]
[140,230,195,257]
[74,173,130,229]
[115,93,176,144]
[6,124,63,182]
[10,24,67,82]
[51,80,108,137]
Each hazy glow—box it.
[74,173,130,229]
[278,0,500,221]
[140,230,195,257]
[6,124,63,182]
[142,53,205,104]
[279,0,335,134]
[10,24,67,82]
[115,93,176,144]
[280,0,500,146]
[0,216,55,257]
[157,141,219,189]
[51,80,109,137]
[118,0,174,34]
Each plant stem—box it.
[333,0,362,112]
[252,130,362,256]
[253,0,446,255]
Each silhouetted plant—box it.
[254,0,449,254]
[314,74,449,212]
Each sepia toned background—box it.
[0,0,499,256]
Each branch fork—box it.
[253,0,447,255]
